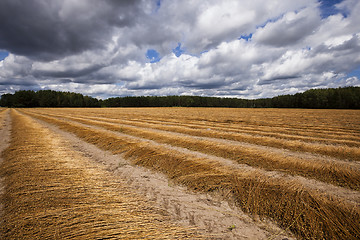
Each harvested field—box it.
[0,110,202,239]
[24,112,360,190]
[1,107,360,239]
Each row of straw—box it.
[27,111,360,190]
[30,108,360,161]
[0,110,202,239]
[23,109,360,239]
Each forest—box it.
[0,86,359,109]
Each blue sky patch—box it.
[155,0,161,12]
[318,0,347,18]
[0,51,9,61]
[347,66,360,79]
[240,33,252,41]
[146,49,161,63]
[256,14,285,29]
[172,43,185,57]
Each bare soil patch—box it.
[0,109,11,239]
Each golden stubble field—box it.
[0,107,359,239]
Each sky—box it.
[0,0,359,99]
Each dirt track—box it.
[0,109,11,239]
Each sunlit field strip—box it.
[29,109,360,162]
[20,109,360,239]
[0,110,201,239]
[28,111,360,190]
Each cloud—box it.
[0,0,143,61]
[0,54,33,79]
[154,0,315,54]
[253,6,321,47]
[0,0,359,99]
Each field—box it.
[1,107,360,239]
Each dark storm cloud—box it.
[127,84,163,90]
[0,78,36,86]
[179,80,225,89]
[258,75,300,85]
[33,64,105,78]
[0,0,142,61]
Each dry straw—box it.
[30,111,360,190]
[0,110,202,239]
[53,107,360,156]
[82,113,360,158]
[23,109,360,239]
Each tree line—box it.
[0,87,359,109]
[102,86,360,109]
[0,90,100,108]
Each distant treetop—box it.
[1,87,359,109]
